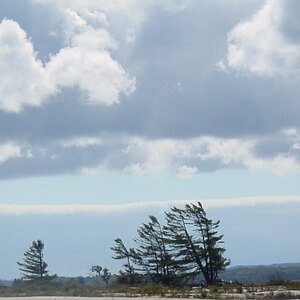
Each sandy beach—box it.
[1,292,300,300]
[4,291,300,300]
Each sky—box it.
[0,0,300,279]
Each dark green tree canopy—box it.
[112,202,229,286]
[164,202,230,284]
[132,215,177,285]
[17,240,56,282]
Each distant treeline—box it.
[2,263,300,287]
[220,263,300,284]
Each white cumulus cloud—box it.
[221,0,300,77]
[0,19,56,112]
[46,8,135,105]
[0,8,135,112]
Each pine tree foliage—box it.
[111,238,135,275]
[164,202,230,284]
[163,206,197,281]
[17,240,56,282]
[112,202,229,286]
[111,238,137,284]
[132,215,177,285]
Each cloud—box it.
[1,195,300,215]
[0,19,56,112]
[1,132,300,179]
[0,7,135,112]
[0,143,22,163]
[177,165,198,179]
[221,0,300,77]
[46,9,136,106]
[0,1,299,179]
[123,163,147,176]
[33,0,191,49]
[61,137,102,148]
[34,0,190,27]
[113,135,300,176]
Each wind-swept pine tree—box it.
[111,238,137,284]
[164,202,230,285]
[132,215,178,285]
[112,202,229,286]
[17,240,56,282]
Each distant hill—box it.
[220,263,300,284]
